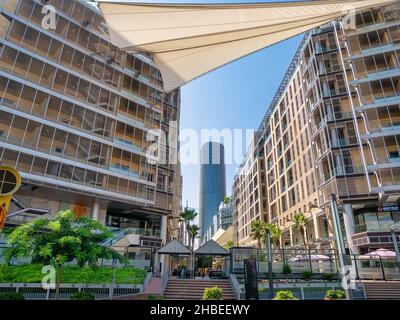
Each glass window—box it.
[393,211,400,229]
[365,212,380,231]
[377,211,393,231]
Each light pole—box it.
[265,227,274,300]
[390,226,400,273]
[329,193,352,300]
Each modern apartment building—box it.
[305,3,400,254]
[233,2,400,254]
[232,137,267,247]
[199,141,226,238]
[202,199,233,244]
[0,0,182,264]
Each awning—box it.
[157,239,191,255]
[195,240,230,256]
[98,0,396,92]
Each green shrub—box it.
[0,264,146,284]
[325,289,346,300]
[302,271,313,280]
[71,291,95,300]
[322,273,334,281]
[148,295,163,300]
[203,287,223,300]
[282,264,292,275]
[0,292,25,300]
[273,291,297,300]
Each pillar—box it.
[313,211,321,241]
[161,215,168,244]
[335,154,344,175]
[91,200,100,221]
[289,226,294,247]
[342,204,360,255]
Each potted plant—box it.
[322,273,334,281]
[324,289,346,300]
[203,287,223,300]
[273,291,298,300]
[282,264,292,275]
[302,270,313,281]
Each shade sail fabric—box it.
[98,0,397,91]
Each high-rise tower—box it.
[199,141,226,238]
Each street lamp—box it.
[265,227,274,300]
[390,226,400,273]
[329,193,352,300]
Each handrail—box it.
[229,273,241,300]
[143,272,153,293]
[160,272,169,296]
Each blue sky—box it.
[100,0,303,212]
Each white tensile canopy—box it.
[98,0,397,92]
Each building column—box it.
[289,226,294,247]
[91,200,100,221]
[342,204,360,254]
[335,154,344,175]
[313,211,321,241]
[161,215,168,244]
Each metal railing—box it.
[0,283,143,300]
[229,248,400,282]
[235,281,365,300]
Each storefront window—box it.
[393,211,400,229]
[377,212,393,231]
[364,212,380,231]
[355,209,399,233]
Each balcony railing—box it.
[335,165,365,175]
[109,164,140,178]
[331,138,357,148]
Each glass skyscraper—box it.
[199,141,226,239]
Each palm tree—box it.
[179,208,198,247]
[188,224,200,252]
[223,196,231,205]
[266,223,282,249]
[293,213,308,249]
[250,220,266,249]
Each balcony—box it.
[335,165,365,176]
[113,137,144,153]
[331,138,357,148]
[322,88,347,98]
[363,122,400,139]
[109,163,140,179]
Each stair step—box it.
[164,279,236,300]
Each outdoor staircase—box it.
[163,279,236,300]
[362,281,400,300]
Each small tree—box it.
[4,210,123,298]
[292,213,308,249]
[266,223,282,249]
[223,240,234,251]
[188,224,200,252]
[250,220,266,249]
[223,196,231,205]
[179,208,198,247]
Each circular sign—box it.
[0,166,21,196]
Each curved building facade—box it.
[199,142,226,238]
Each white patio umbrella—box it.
[288,254,331,262]
[359,248,396,260]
